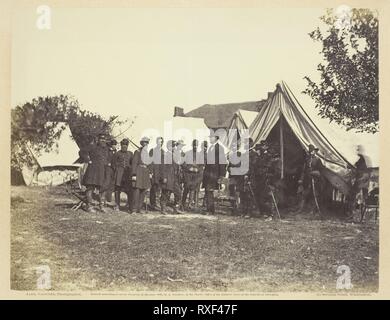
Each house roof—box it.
[184,100,265,129]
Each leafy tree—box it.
[11,95,130,169]
[303,8,378,133]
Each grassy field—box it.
[11,186,378,292]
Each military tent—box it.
[228,109,258,131]
[250,81,379,169]
[223,109,258,148]
[108,115,139,150]
[248,81,379,200]
[251,82,348,172]
[15,122,81,186]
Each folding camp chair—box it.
[215,177,239,214]
[65,176,87,211]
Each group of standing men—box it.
[79,132,338,218]
[80,133,232,214]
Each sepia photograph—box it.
[3,1,382,296]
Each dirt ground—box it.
[10,186,378,293]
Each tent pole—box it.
[280,117,284,179]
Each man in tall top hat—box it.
[297,144,324,216]
[149,136,165,211]
[203,132,227,214]
[112,138,133,212]
[81,133,111,213]
[131,136,152,213]
[176,139,186,154]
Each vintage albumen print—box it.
[6,3,381,296]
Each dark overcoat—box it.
[149,147,165,184]
[112,150,133,188]
[102,147,116,191]
[203,143,227,190]
[183,149,204,190]
[132,148,151,190]
[227,151,246,192]
[161,151,182,193]
[81,143,111,187]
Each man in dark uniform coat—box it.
[200,140,209,208]
[297,144,324,216]
[81,133,111,213]
[161,140,183,214]
[131,137,152,213]
[203,133,227,214]
[176,139,186,208]
[102,138,117,205]
[229,138,257,217]
[112,138,133,212]
[253,141,275,217]
[149,137,165,211]
[227,141,243,215]
[182,139,204,210]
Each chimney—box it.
[267,92,273,100]
[174,106,184,117]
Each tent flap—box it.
[249,82,352,169]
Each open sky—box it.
[11,7,379,165]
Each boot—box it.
[86,205,96,213]
[139,189,146,213]
[85,189,95,213]
[160,203,166,215]
[98,190,107,213]
[114,191,120,211]
[99,203,107,213]
[127,200,134,214]
[133,189,142,213]
[106,190,113,203]
[174,204,183,214]
[160,191,167,214]
[295,198,305,214]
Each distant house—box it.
[174,98,268,130]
